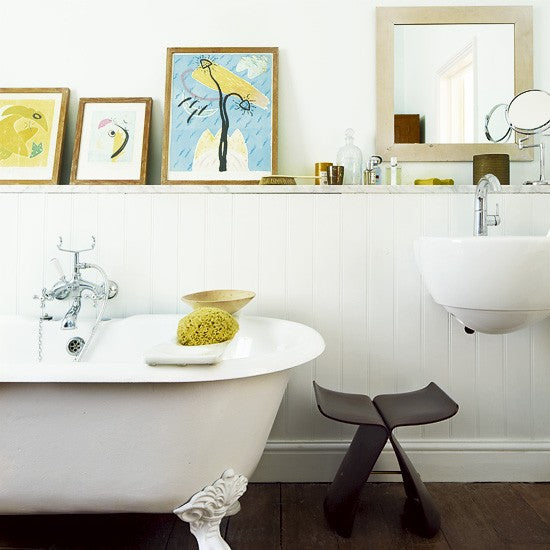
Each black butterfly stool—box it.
[313,381,458,538]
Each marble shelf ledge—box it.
[0,184,550,194]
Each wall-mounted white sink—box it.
[415,236,550,334]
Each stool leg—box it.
[324,424,388,538]
[390,435,440,537]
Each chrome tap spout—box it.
[474,174,502,236]
[61,296,82,330]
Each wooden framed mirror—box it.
[376,6,533,161]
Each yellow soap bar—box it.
[414,178,454,186]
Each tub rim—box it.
[0,314,325,383]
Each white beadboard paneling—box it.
[394,195,423,390]
[257,195,289,439]
[476,333,506,438]
[96,194,125,320]
[70,195,101,321]
[205,195,233,290]
[151,195,179,313]
[532,320,550,438]
[532,194,550,236]
[177,195,206,312]
[44,194,73,279]
[232,195,260,316]
[340,193,368,439]
[257,195,288,318]
[123,194,153,316]
[449,320,477,439]
[367,194,395,397]
[451,193,474,238]
[71,194,99,264]
[531,195,550,438]
[394,195,423,439]
[500,194,535,438]
[421,194,451,439]
[17,194,46,317]
[0,195,19,314]
[448,193,477,439]
[504,193,532,236]
[285,194,317,440]
[504,328,533,439]
[312,194,343,440]
[341,193,368,393]
[5,190,550,480]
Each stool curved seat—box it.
[313,381,388,427]
[373,382,459,430]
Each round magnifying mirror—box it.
[507,89,550,135]
[485,103,512,143]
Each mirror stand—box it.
[519,138,548,185]
[486,89,550,184]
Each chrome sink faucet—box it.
[36,237,118,329]
[474,174,502,236]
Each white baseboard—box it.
[251,440,550,482]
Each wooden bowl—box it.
[182,290,256,314]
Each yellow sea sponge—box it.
[177,307,239,346]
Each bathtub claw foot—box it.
[174,469,248,550]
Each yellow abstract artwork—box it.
[0,99,55,167]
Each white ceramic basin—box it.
[415,236,550,334]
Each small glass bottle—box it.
[385,157,402,185]
[363,155,383,185]
[336,128,363,185]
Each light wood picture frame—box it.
[0,87,69,184]
[162,47,278,184]
[71,97,152,185]
[376,6,533,161]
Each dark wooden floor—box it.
[1,483,550,549]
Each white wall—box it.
[1,0,549,184]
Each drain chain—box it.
[38,316,43,363]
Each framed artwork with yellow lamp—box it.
[0,88,69,184]
[162,47,278,184]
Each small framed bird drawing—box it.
[71,97,152,185]
[0,88,69,184]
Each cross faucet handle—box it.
[57,236,96,254]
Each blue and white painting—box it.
[168,51,274,180]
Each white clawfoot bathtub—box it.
[0,314,324,549]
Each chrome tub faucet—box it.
[36,237,118,330]
[474,174,502,236]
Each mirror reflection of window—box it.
[394,23,514,145]
[438,42,475,143]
